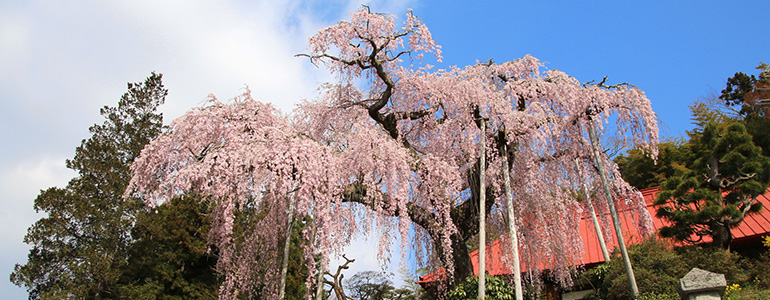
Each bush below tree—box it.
[580,238,770,300]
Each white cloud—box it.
[0,8,31,72]
[1,155,75,299]
[0,0,419,297]
[0,156,74,239]
[88,0,340,118]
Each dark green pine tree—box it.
[284,215,312,300]
[116,195,219,299]
[11,73,167,299]
[720,63,770,157]
[655,122,770,249]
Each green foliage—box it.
[592,239,685,300]
[720,71,758,107]
[722,282,770,300]
[616,64,770,251]
[116,195,219,299]
[448,275,515,300]
[587,238,754,300]
[720,63,770,157]
[656,121,770,249]
[720,63,769,111]
[618,63,770,193]
[747,244,770,290]
[347,271,396,300]
[744,112,770,158]
[11,73,167,299]
[615,139,690,190]
[676,245,751,283]
[344,269,428,300]
[689,100,735,131]
[637,292,679,300]
[284,216,312,300]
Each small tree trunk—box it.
[714,223,733,251]
[587,123,639,299]
[478,118,486,300]
[502,142,522,300]
[279,182,298,300]
[574,158,611,262]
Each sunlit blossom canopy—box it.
[126,6,658,299]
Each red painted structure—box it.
[418,186,770,283]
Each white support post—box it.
[478,118,486,300]
[587,123,639,299]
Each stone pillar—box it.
[677,268,726,300]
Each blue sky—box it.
[413,1,768,138]
[1,0,768,298]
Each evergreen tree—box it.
[616,63,770,250]
[721,63,770,157]
[116,195,219,299]
[284,215,313,300]
[655,121,770,249]
[11,73,166,299]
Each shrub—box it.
[637,292,679,300]
[749,237,770,289]
[448,275,515,300]
[593,238,685,300]
[581,238,760,300]
[675,245,751,284]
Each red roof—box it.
[419,186,770,282]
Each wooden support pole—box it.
[587,124,639,299]
[502,142,522,300]
[574,158,611,262]
[478,118,486,300]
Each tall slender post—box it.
[502,142,522,300]
[309,216,326,300]
[587,123,639,299]
[574,158,611,262]
[478,118,486,300]
[279,182,298,300]
[315,258,326,300]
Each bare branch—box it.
[720,172,756,187]
[388,50,412,62]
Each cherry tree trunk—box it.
[502,142,522,300]
[587,124,639,299]
[451,233,474,286]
